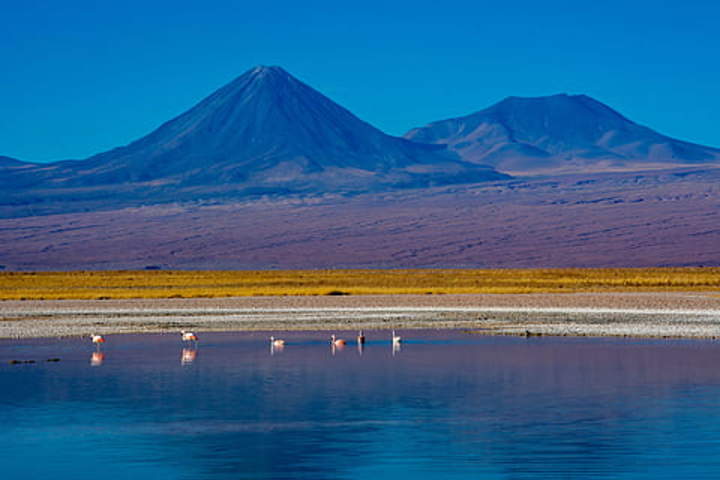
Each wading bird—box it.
[91,334,105,351]
[270,336,285,355]
[357,330,365,345]
[330,334,347,356]
[392,330,402,345]
[181,330,199,346]
[331,334,347,347]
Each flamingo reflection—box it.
[90,351,105,366]
[181,348,198,365]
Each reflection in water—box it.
[331,342,345,356]
[392,341,401,356]
[90,351,105,367]
[6,332,720,479]
[357,342,364,356]
[181,348,197,366]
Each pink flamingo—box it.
[90,334,105,351]
[331,334,347,347]
[181,330,199,346]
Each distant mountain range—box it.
[0,66,506,208]
[2,66,720,269]
[405,94,720,175]
[3,67,719,204]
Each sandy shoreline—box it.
[1,292,720,340]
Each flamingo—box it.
[91,334,105,351]
[331,334,347,346]
[181,330,199,346]
[391,330,402,356]
[270,336,285,355]
[330,334,347,356]
[357,330,366,355]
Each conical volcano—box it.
[405,93,720,175]
[37,65,506,193]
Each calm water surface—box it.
[2,330,720,479]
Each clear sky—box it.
[2,0,719,162]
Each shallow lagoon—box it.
[3,331,720,479]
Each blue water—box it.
[2,331,720,479]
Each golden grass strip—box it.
[0,268,719,300]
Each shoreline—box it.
[1,292,720,340]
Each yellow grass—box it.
[0,268,719,300]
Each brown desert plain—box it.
[0,167,719,271]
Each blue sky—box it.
[1,0,719,162]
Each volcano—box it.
[5,66,506,203]
[404,94,720,175]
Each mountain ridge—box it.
[404,93,720,175]
[2,70,719,269]
[0,66,508,205]
[0,156,32,167]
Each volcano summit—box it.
[1,67,719,269]
[0,66,507,213]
